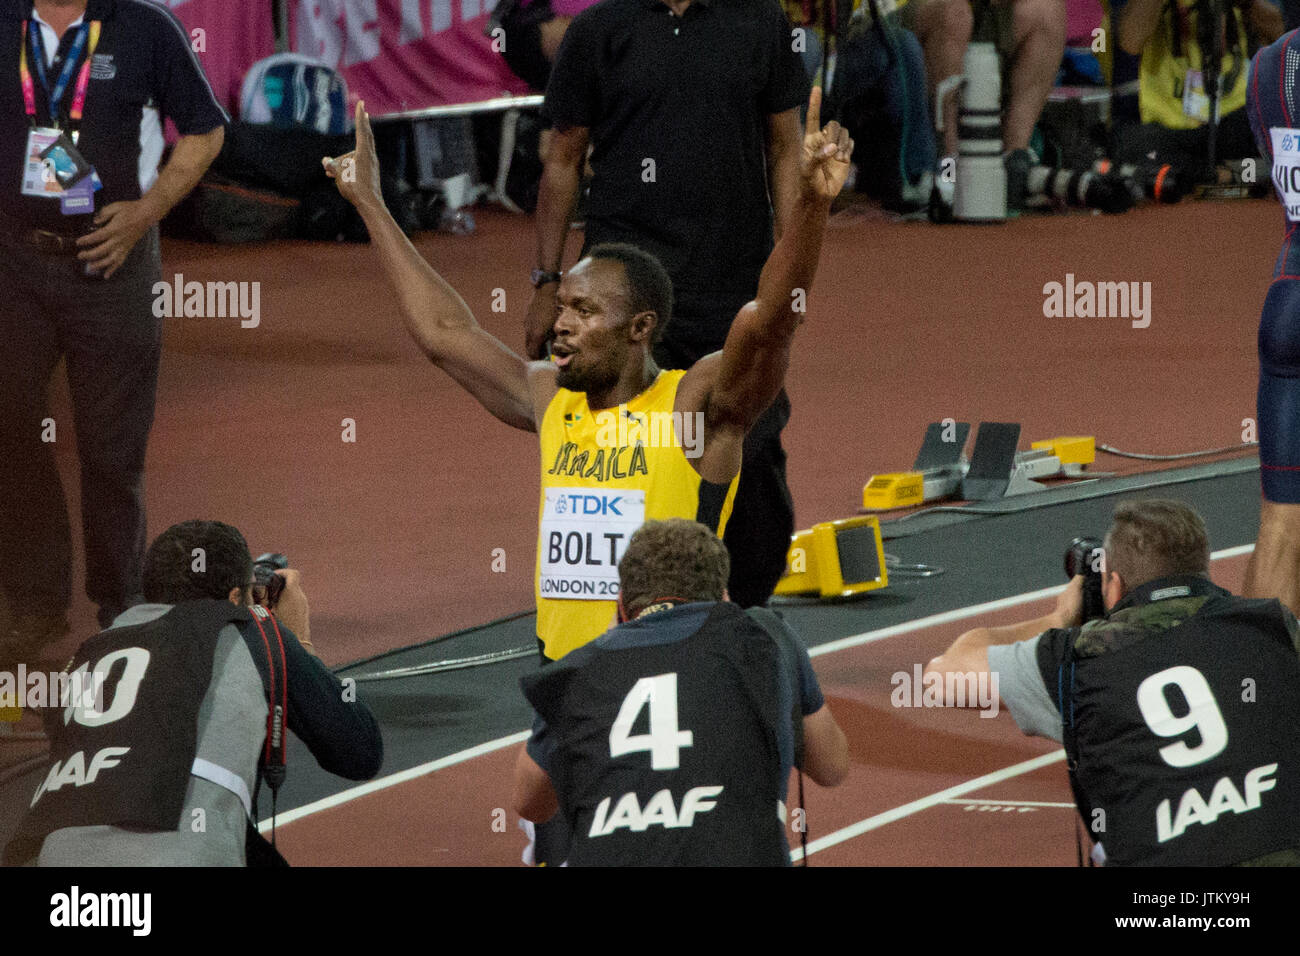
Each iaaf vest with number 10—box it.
[521,601,790,866]
[1039,577,1300,866]
[535,369,738,659]
[3,600,251,866]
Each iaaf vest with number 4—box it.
[535,369,738,659]
[521,601,790,866]
[3,600,250,866]
[1038,577,1300,866]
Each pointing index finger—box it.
[806,86,821,137]
[355,99,373,151]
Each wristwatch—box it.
[531,268,563,289]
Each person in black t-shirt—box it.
[523,0,812,611]
[927,498,1300,866]
[0,0,226,662]
[513,518,848,866]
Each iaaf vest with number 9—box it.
[521,601,790,866]
[1040,577,1300,866]
[535,369,739,659]
[3,600,251,866]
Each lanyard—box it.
[19,18,100,129]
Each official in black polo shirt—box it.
[524,0,810,610]
[0,0,226,662]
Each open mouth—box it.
[552,345,576,369]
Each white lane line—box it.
[808,586,1066,658]
[262,730,529,831]
[941,798,1077,808]
[273,544,1255,829]
[808,543,1255,659]
[790,750,1067,863]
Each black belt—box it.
[19,229,83,257]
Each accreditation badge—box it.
[1271,128,1300,221]
[21,126,63,197]
[1181,69,1212,122]
[539,487,646,600]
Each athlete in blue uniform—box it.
[1245,29,1300,615]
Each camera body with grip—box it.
[1064,536,1106,623]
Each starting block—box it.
[863,421,971,510]
[775,515,888,599]
[863,421,1095,509]
[961,424,1094,500]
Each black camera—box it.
[252,552,289,608]
[1064,536,1106,623]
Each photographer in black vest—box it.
[4,520,383,866]
[513,518,848,866]
[926,498,1300,866]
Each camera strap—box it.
[1057,630,1096,867]
[248,605,289,848]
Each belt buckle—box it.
[32,230,75,256]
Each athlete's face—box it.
[550,259,653,395]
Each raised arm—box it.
[326,102,541,432]
[701,88,852,434]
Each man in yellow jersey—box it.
[325,86,852,662]
[1111,0,1283,178]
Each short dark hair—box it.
[586,243,674,344]
[142,520,253,603]
[618,519,729,617]
[1104,498,1210,588]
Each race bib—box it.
[1271,127,1300,221]
[21,127,63,197]
[539,487,646,600]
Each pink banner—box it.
[289,0,531,116]
[153,0,277,113]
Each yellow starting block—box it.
[1029,436,1094,469]
[775,516,888,599]
[863,423,1097,510]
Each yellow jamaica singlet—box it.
[535,369,738,659]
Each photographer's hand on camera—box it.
[1051,575,1087,630]
[265,568,314,656]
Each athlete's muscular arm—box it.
[325,102,544,432]
[925,576,1085,706]
[688,88,852,445]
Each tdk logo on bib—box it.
[557,494,625,516]
[1271,128,1300,220]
